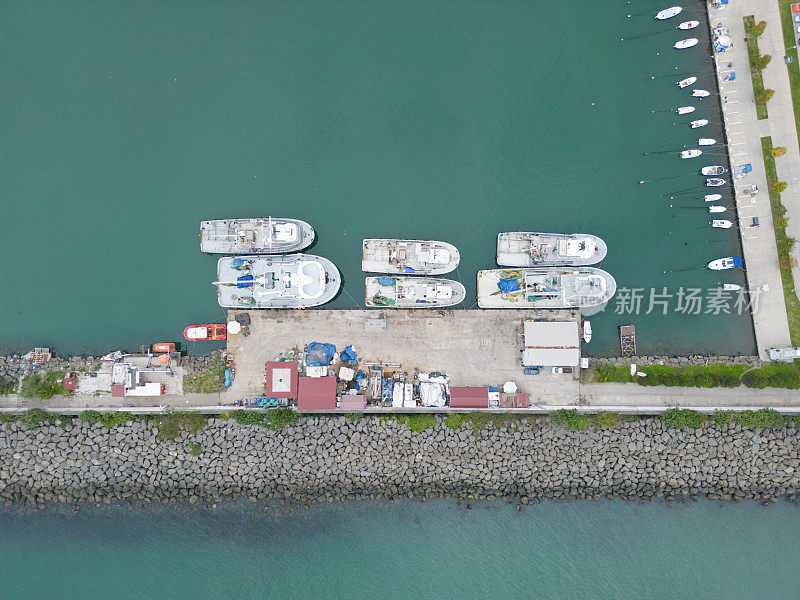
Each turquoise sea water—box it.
[0,0,753,356]
[1,498,799,599]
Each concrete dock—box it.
[222,309,581,408]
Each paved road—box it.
[708,1,793,356]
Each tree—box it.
[755,53,772,71]
[753,20,767,38]
[772,146,787,157]
[756,88,775,104]
[773,181,788,194]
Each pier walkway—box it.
[707,0,792,358]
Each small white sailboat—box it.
[698,138,716,146]
[675,38,699,49]
[701,166,726,175]
[677,106,696,115]
[706,178,726,187]
[656,6,683,20]
[681,149,702,158]
[677,76,697,88]
[692,89,710,97]
[678,20,699,30]
[722,283,742,291]
[704,193,722,202]
[708,256,742,271]
[712,219,733,228]
[582,320,592,343]
[691,119,709,128]
[709,205,727,213]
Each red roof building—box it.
[297,376,337,410]
[265,361,298,398]
[449,387,489,409]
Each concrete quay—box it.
[222,308,581,408]
[707,1,793,357]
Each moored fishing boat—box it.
[476,267,617,309]
[365,276,466,308]
[675,38,698,49]
[691,119,708,128]
[582,321,592,343]
[496,232,607,267]
[698,138,716,146]
[200,218,314,254]
[183,323,227,341]
[681,149,702,158]
[215,254,340,308]
[722,283,742,291]
[706,178,726,187]
[712,219,733,228]
[709,205,726,213]
[677,106,696,115]
[361,239,459,275]
[656,6,682,20]
[678,20,699,29]
[692,89,710,97]
[708,256,742,270]
[704,193,722,202]
[677,76,697,88]
[701,166,726,175]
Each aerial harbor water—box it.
[1,499,799,599]
[0,0,753,357]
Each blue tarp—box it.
[498,278,520,293]
[253,398,279,408]
[224,368,232,387]
[304,342,336,366]
[231,258,249,270]
[340,345,358,365]
[237,274,254,288]
[732,256,743,267]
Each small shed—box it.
[265,361,298,398]
[297,376,337,410]
[450,386,489,409]
[522,320,580,367]
[339,395,366,410]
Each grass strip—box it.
[761,136,800,344]
[744,16,769,119]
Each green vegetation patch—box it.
[20,371,71,399]
[444,413,469,430]
[188,443,203,456]
[549,409,589,431]
[761,136,800,345]
[152,412,210,441]
[183,354,226,394]
[395,413,436,433]
[592,362,800,389]
[663,408,792,429]
[778,0,800,153]
[744,16,769,119]
[660,409,706,429]
[229,408,300,430]
[78,410,135,428]
[344,413,365,421]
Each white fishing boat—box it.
[691,119,709,128]
[704,194,722,202]
[681,149,702,158]
[706,178,726,187]
[496,232,607,267]
[677,106,696,115]
[365,276,466,308]
[675,38,699,49]
[678,20,699,30]
[698,138,716,146]
[709,205,726,213]
[656,6,683,20]
[215,254,340,309]
[677,76,697,88]
[101,350,126,361]
[712,219,733,228]
[701,166,726,175]
[361,239,459,275]
[692,89,710,97]
[476,267,617,309]
[200,218,314,254]
[582,321,592,343]
[722,283,742,291]
[708,256,742,270]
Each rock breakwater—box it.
[1,416,799,506]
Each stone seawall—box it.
[1,416,798,506]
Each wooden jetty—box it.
[619,325,636,357]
